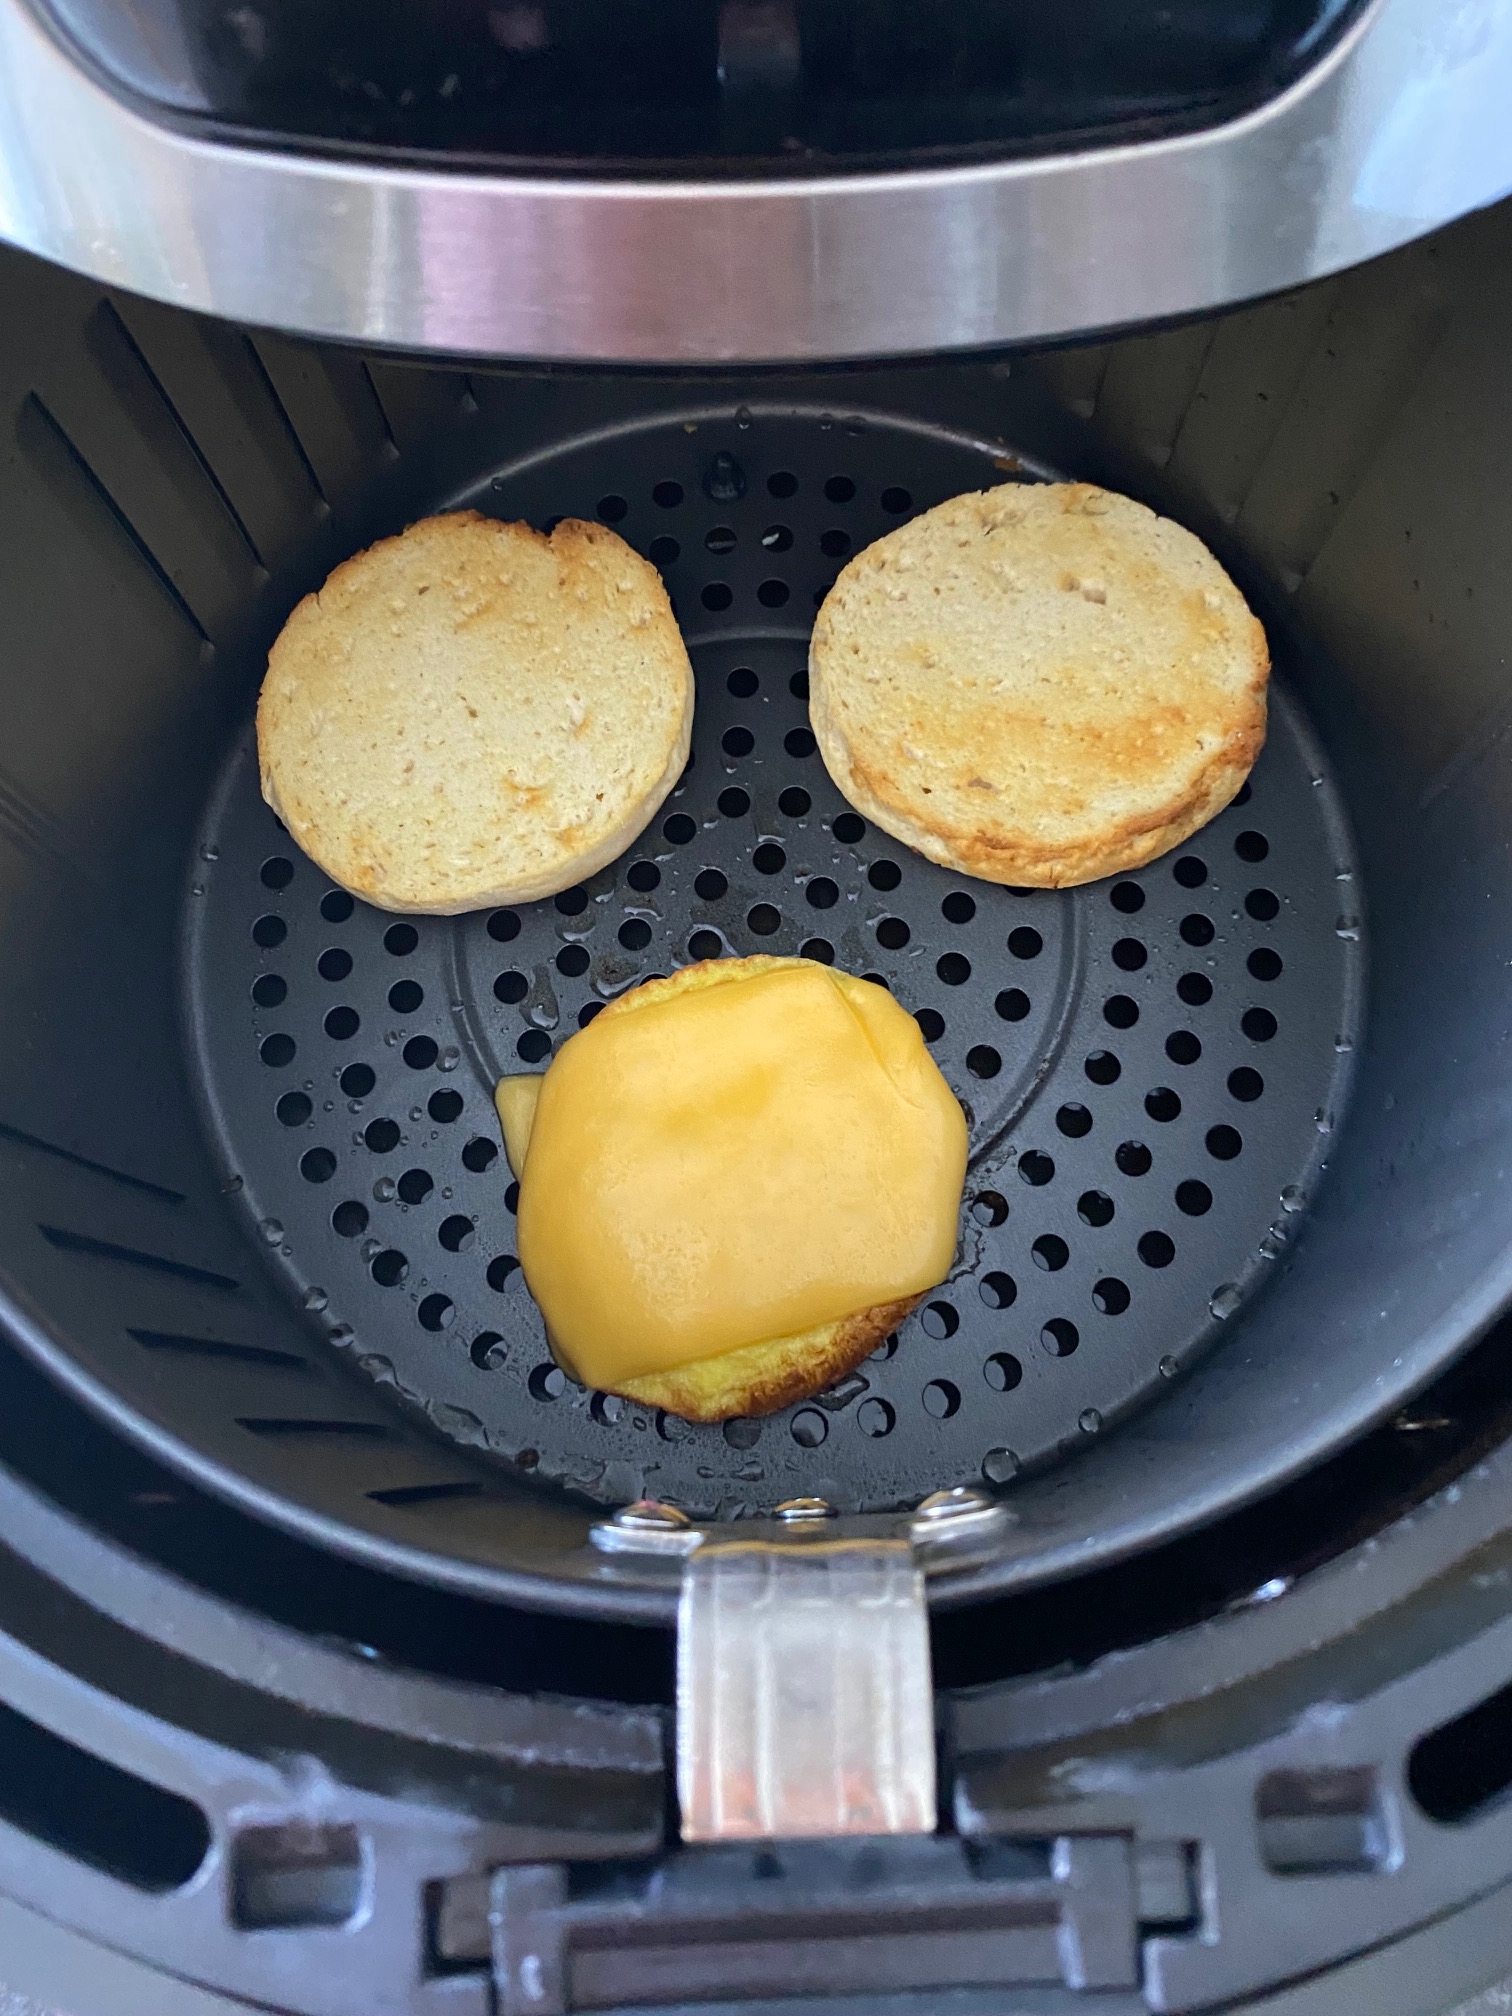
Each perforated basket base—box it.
[186,406,1361,1517]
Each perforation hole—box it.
[488,909,521,942]
[1145,1087,1181,1123]
[695,868,728,901]
[1085,1050,1120,1086]
[365,1118,400,1153]
[1242,1007,1278,1042]
[921,1301,959,1339]
[419,1294,454,1332]
[556,945,589,978]
[721,725,753,758]
[429,1090,464,1123]
[319,890,354,923]
[995,988,1030,1021]
[1078,1189,1114,1227]
[1180,914,1215,947]
[1173,856,1207,889]
[791,1409,828,1447]
[649,536,679,566]
[1178,973,1213,1006]
[1042,1319,1079,1357]
[767,471,798,498]
[985,1353,1022,1390]
[923,1380,960,1420]
[1228,1067,1265,1102]
[717,789,749,818]
[332,1201,368,1237]
[914,1009,944,1041]
[869,860,902,891]
[800,938,834,964]
[398,1169,433,1204]
[1032,1235,1069,1272]
[971,1191,1008,1227]
[753,843,787,874]
[652,479,683,507]
[471,1332,506,1369]
[1206,1124,1243,1160]
[619,918,653,951]
[779,787,810,817]
[967,1045,1001,1078]
[1235,831,1270,863]
[1166,1030,1202,1065]
[388,980,423,1015]
[1138,1231,1176,1269]
[461,1138,498,1173]
[318,948,352,982]
[726,665,758,695]
[487,1255,520,1291]
[1057,1103,1092,1138]
[824,475,856,502]
[1110,882,1144,914]
[1103,994,1138,1029]
[371,1249,408,1287]
[597,493,627,522]
[530,1363,566,1401]
[663,813,696,845]
[1116,1141,1152,1176]
[763,524,794,552]
[1093,1277,1130,1315]
[300,1148,336,1184]
[1249,946,1283,982]
[384,923,418,956]
[832,812,865,842]
[981,1271,1017,1309]
[748,904,781,936]
[1246,888,1280,922]
[438,1215,475,1253]
[941,892,976,924]
[1112,938,1147,971]
[785,728,816,757]
[261,1033,296,1068]
[253,915,286,948]
[707,527,737,556]
[858,1399,895,1437]
[877,917,910,949]
[806,877,839,909]
[937,951,970,985]
[252,974,286,1008]
[758,580,791,608]
[881,486,913,513]
[260,856,294,890]
[1008,926,1043,960]
[820,528,851,557]
[1018,1150,1055,1186]
[1176,1180,1212,1216]
[788,668,808,698]
[689,929,723,960]
[339,1062,375,1097]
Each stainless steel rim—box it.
[2,0,1512,361]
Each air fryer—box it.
[6,0,1512,2011]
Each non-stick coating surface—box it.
[186,409,1360,1517]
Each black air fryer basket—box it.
[9,194,1512,2015]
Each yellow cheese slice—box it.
[495,956,967,1391]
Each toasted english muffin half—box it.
[496,955,963,1423]
[257,511,693,913]
[809,482,1268,888]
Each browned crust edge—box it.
[613,1295,920,1423]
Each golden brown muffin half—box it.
[257,511,693,913]
[810,483,1269,888]
[495,956,967,1422]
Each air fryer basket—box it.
[0,201,1508,1625]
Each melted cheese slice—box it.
[495,957,967,1390]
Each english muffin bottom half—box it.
[495,957,968,1422]
[810,483,1269,889]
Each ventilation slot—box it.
[237,1417,393,1440]
[39,1226,237,1290]
[1255,1768,1391,1874]
[0,1121,184,1202]
[129,1328,309,1370]
[231,1821,365,1929]
[366,1480,485,1508]
[1410,1677,1512,1823]
[0,1696,208,1892]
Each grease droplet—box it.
[1210,1283,1241,1320]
